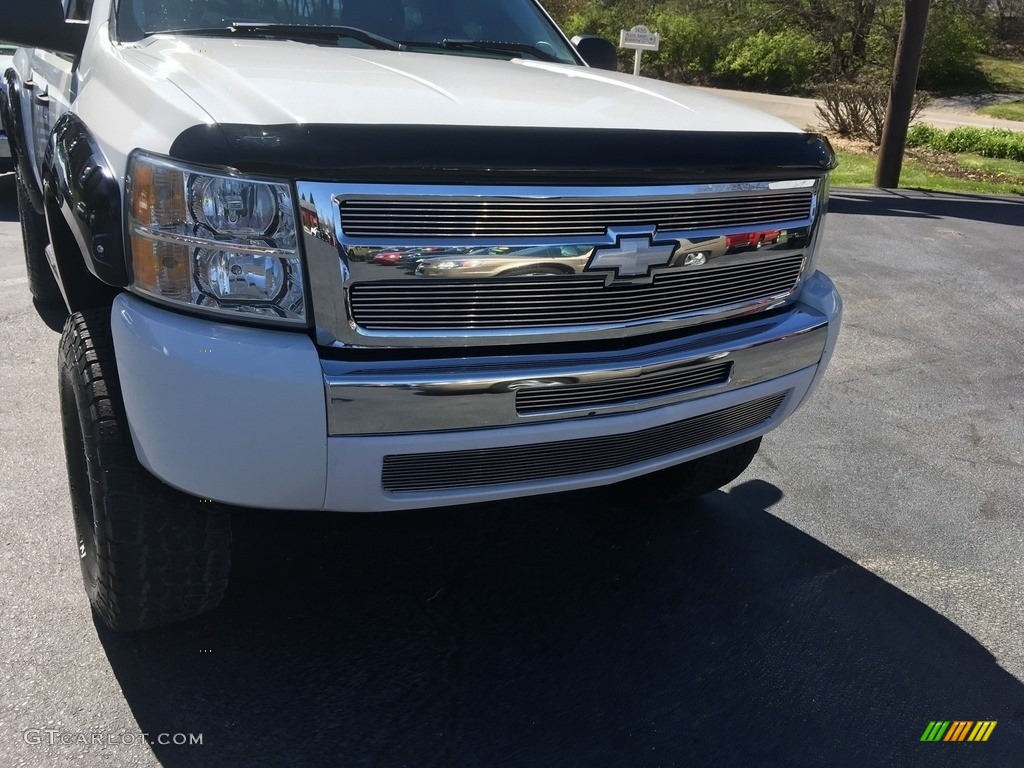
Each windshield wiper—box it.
[431,39,561,63]
[147,23,406,52]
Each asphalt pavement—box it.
[0,171,1022,767]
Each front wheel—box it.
[59,308,232,631]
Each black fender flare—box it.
[1,67,44,212]
[42,112,129,289]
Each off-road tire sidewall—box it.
[58,309,232,631]
[59,356,101,602]
[16,171,63,305]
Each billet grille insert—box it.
[339,191,814,238]
[351,255,805,331]
[516,361,733,415]
[382,392,787,493]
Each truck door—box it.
[24,0,91,188]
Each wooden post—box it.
[875,0,931,188]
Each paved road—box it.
[1,172,1022,766]
[696,85,1024,132]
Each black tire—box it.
[16,173,63,305]
[59,308,231,631]
[16,171,63,306]
[609,437,763,503]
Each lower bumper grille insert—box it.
[382,392,787,493]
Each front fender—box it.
[43,112,128,288]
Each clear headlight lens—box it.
[191,176,279,237]
[127,152,305,325]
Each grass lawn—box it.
[831,148,1024,196]
[975,55,1024,93]
[978,100,1024,121]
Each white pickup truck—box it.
[3,0,841,631]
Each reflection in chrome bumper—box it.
[324,298,831,436]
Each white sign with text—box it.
[619,25,660,51]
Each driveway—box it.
[0,173,1022,766]
[695,85,1024,132]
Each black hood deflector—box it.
[169,124,836,185]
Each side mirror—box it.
[3,0,88,58]
[571,35,618,72]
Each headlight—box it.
[127,152,305,325]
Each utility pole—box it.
[875,0,931,188]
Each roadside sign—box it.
[619,25,660,52]
[619,24,659,76]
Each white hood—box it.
[123,37,799,133]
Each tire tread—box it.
[59,308,231,631]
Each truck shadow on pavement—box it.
[830,188,1024,226]
[96,479,1024,767]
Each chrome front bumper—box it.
[324,298,830,435]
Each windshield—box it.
[116,0,579,65]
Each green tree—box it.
[717,28,825,90]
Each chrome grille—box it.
[339,191,814,238]
[351,255,805,331]
[382,392,786,493]
[516,361,732,416]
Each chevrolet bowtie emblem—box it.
[587,235,677,284]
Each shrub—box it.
[907,125,1024,161]
[716,29,824,91]
[816,82,930,144]
[643,10,726,82]
[906,123,943,147]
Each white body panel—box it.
[110,294,328,510]
[121,37,799,135]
